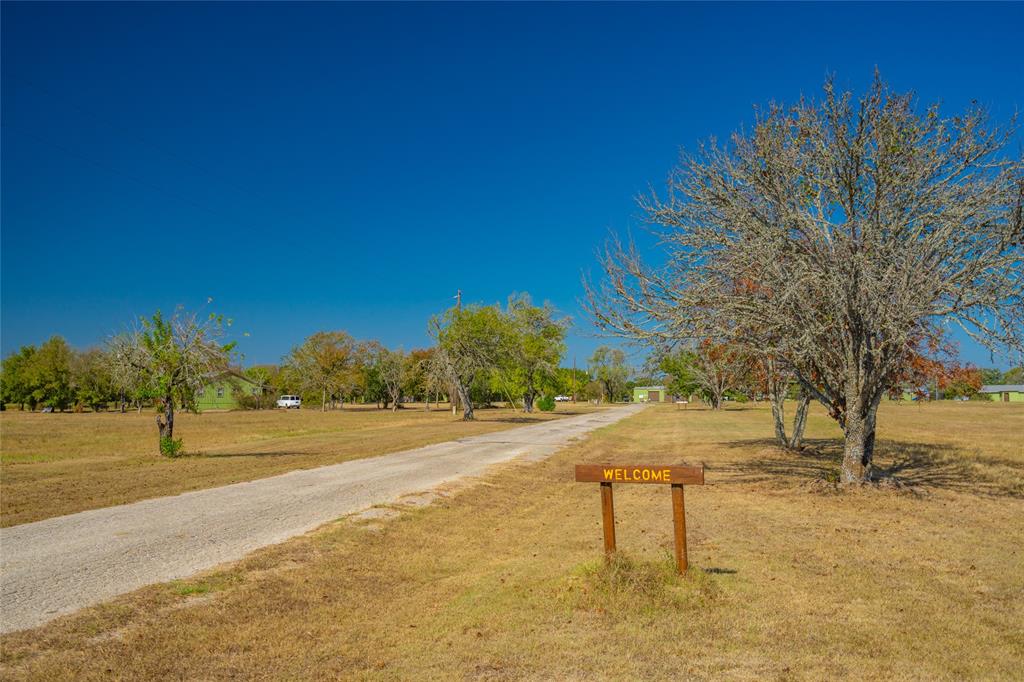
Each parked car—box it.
[554,395,571,402]
[276,395,301,409]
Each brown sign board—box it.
[574,464,704,486]
[575,462,705,574]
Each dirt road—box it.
[0,405,642,633]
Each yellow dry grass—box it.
[1,401,1022,680]
[0,403,606,527]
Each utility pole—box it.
[451,289,462,416]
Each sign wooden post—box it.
[575,464,705,574]
[671,483,688,571]
[600,482,616,555]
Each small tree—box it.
[377,348,411,412]
[686,342,751,410]
[244,365,276,409]
[941,365,983,399]
[133,307,235,456]
[285,331,356,411]
[588,346,629,403]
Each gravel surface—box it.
[0,405,642,633]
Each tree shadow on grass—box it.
[480,416,548,424]
[718,438,1024,499]
[189,450,311,459]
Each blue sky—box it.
[3,2,1022,369]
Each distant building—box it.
[978,385,1024,402]
[196,374,263,410]
[633,385,670,403]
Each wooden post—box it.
[600,482,616,558]
[671,483,688,573]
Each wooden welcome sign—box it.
[575,464,705,574]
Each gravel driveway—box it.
[0,405,643,633]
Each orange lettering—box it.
[632,468,641,481]
[615,469,623,481]
[603,469,614,481]
[663,468,672,482]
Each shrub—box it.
[537,395,556,411]
[234,391,274,410]
[160,436,184,458]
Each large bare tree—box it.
[587,74,1023,483]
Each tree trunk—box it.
[156,395,174,454]
[769,389,787,446]
[391,394,399,412]
[788,392,811,450]
[841,418,869,482]
[457,381,474,421]
[523,391,534,413]
[321,388,327,412]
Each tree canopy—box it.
[587,73,1023,482]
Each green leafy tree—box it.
[404,348,436,404]
[29,336,75,411]
[980,368,1004,385]
[588,346,629,403]
[503,294,568,412]
[1003,366,1024,384]
[72,348,116,411]
[656,349,700,399]
[431,303,508,420]
[583,379,605,402]
[285,331,357,411]
[554,367,589,401]
[1,345,40,410]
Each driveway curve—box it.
[1,405,643,633]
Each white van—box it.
[276,395,301,409]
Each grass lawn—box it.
[0,403,608,527]
[1,401,1022,680]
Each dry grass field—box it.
[0,403,607,527]
[2,400,1021,680]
